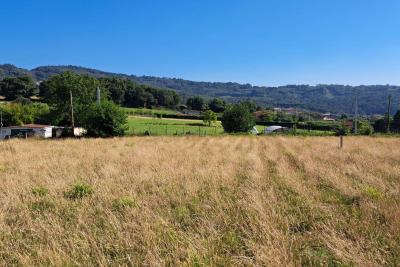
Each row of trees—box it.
[98,77,180,108]
[186,96,227,113]
[39,72,127,137]
[0,75,181,110]
[373,111,400,133]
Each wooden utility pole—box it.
[70,90,75,131]
[97,86,101,105]
[387,94,392,133]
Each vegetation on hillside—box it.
[1,64,400,115]
[0,137,399,265]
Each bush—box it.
[31,186,49,197]
[202,109,217,126]
[80,101,127,137]
[0,102,50,126]
[354,120,374,135]
[64,183,94,200]
[221,104,255,133]
[112,196,137,211]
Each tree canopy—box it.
[221,103,255,133]
[80,101,127,137]
[0,76,37,100]
[186,96,205,111]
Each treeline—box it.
[0,75,180,109]
[4,64,400,115]
[98,77,180,108]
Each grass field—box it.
[0,136,399,266]
[127,116,223,135]
[126,116,335,136]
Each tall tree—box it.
[39,72,105,125]
[221,103,255,133]
[209,98,226,113]
[186,96,205,111]
[0,76,37,100]
[202,110,217,126]
[391,110,400,132]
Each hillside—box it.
[1,64,399,115]
[0,136,399,265]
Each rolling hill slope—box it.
[1,64,399,115]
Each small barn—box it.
[0,124,54,139]
[265,125,288,134]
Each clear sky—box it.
[1,0,400,86]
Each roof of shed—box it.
[5,124,51,129]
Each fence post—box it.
[339,136,343,149]
[198,126,201,136]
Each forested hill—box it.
[1,63,399,115]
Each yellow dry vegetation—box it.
[0,136,399,266]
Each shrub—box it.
[202,109,217,126]
[31,186,49,197]
[112,196,137,211]
[221,103,255,133]
[64,183,94,200]
[363,186,382,200]
[30,199,55,213]
[80,101,127,137]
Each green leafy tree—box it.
[99,77,127,105]
[209,98,226,113]
[373,118,387,133]
[202,110,217,126]
[186,96,205,111]
[221,103,255,133]
[0,76,37,100]
[80,101,127,137]
[239,100,260,113]
[354,120,374,135]
[39,72,105,125]
[391,110,400,133]
[0,103,50,126]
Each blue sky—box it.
[1,0,400,86]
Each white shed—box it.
[0,124,54,139]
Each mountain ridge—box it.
[1,63,398,115]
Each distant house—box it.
[323,116,335,121]
[321,112,335,121]
[265,125,288,134]
[0,124,55,139]
[283,108,297,115]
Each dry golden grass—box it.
[0,136,399,266]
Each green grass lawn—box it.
[126,116,224,135]
[126,117,336,136]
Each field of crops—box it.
[0,136,399,265]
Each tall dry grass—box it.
[0,136,399,266]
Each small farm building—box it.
[0,124,55,139]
